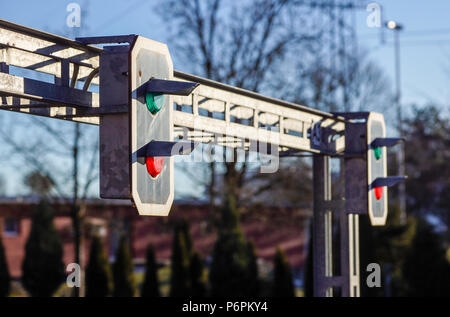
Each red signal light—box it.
[146,156,164,178]
[374,186,383,200]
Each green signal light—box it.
[374,147,382,160]
[146,92,164,114]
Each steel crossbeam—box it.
[0,19,345,155]
[0,19,365,298]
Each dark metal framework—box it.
[0,19,373,297]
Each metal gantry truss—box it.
[0,19,363,297]
[172,71,345,153]
[0,19,345,153]
[0,19,101,124]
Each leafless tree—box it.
[256,1,393,206]
[0,3,97,296]
[0,112,98,296]
[0,174,5,196]
[159,0,321,224]
[159,0,393,212]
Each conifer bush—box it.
[189,252,207,297]
[272,247,295,297]
[170,225,191,297]
[22,200,65,297]
[141,244,160,297]
[86,235,112,297]
[113,236,136,297]
[0,237,10,297]
[210,195,250,297]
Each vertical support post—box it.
[193,94,199,116]
[393,27,407,224]
[348,214,360,296]
[343,120,367,297]
[0,62,9,73]
[340,200,351,296]
[312,119,366,297]
[53,60,71,115]
[60,60,70,87]
[0,62,19,110]
[0,62,9,106]
[224,100,230,123]
[99,47,130,199]
[313,154,333,297]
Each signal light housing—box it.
[367,113,388,226]
[367,112,407,226]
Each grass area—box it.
[296,289,304,297]
[158,265,171,296]
[134,265,171,297]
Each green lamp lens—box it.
[146,92,164,114]
[374,147,382,160]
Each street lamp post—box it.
[386,20,406,224]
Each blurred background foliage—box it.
[0,0,449,297]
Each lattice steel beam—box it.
[0,18,346,154]
[173,71,345,153]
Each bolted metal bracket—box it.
[55,104,129,118]
[146,140,198,157]
[136,140,198,158]
[311,121,323,148]
[310,121,345,155]
[146,78,199,96]
[76,35,137,46]
[370,137,404,148]
[371,176,407,189]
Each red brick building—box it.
[0,197,311,279]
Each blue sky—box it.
[1,0,450,197]
[355,0,450,109]
[2,0,450,108]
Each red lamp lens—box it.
[146,156,164,178]
[374,186,383,200]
